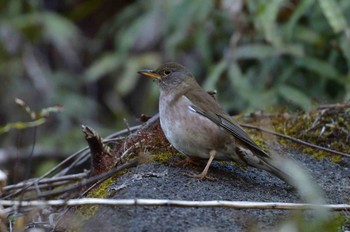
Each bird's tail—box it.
[237,146,300,186]
[258,157,295,185]
[259,155,326,209]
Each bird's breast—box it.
[158,93,235,160]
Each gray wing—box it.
[188,104,270,159]
[184,88,294,185]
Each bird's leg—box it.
[184,150,216,180]
[173,156,201,167]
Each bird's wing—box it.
[184,90,270,159]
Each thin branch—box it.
[3,172,88,192]
[40,147,89,178]
[118,139,147,163]
[24,159,138,200]
[53,151,90,177]
[105,125,141,140]
[317,103,350,109]
[1,198,349,211]
[3,173,88,191]
[2,125,142,199]
[240,123,350,158]
[2,151,90,199]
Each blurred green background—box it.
[0,0,350,180]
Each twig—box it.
[24,159,138,200]
[240,123,350,158]
[123,118,131,135]
[54,151,90,177]
[2,150,90,199]
[41,125,140,178]
[105,125,141,140]
[41,147,89,178]
[3,124,142,199]
[318,103,350,109]
[1,198,349,211]
[3,173,88,191]
[4,180,73,195]
[101,137,126,143]
[118,139,147,163]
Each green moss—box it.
[79,176,116,216]
[237,107,350,163]
[63,175,120,231]
[249,134,268,152]
[151,151,186,165]
[277,108,349,162]
[277,212,348,232]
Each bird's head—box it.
[138,62,194,91]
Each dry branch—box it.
[240,123,350,158]
[25,159,138,200]
[1,198,349,211]
[4,173,88,191]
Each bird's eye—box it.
[163,70,171,76]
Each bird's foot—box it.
[182,150,217,180]
[182,172,216,181]
[172,157,200,167]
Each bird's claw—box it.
[182,172,216,181]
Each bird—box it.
[138,62,292,184]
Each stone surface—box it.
[82,148,350,231]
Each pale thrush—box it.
[138,62,291,183]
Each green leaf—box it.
[85,53,121,82]
[318,0,348,33]
[41,12,80,46]
[292,25,323,45]
[256,0,284,46]
[227,62,244,86]
[116,53,162,96]
[116,59,141,96]
[277,85,313,110]
[339,35,350,72]
[8,12,81,63]
[286,0,316,39]
[233,44,303,60]
[0,118,46,134]
[234,44,277,59]
[39,105,64,118]
[203,60,227,90]
[295,57,343,82]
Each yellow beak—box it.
[137,69,161,80]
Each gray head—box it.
[138,62,195,91]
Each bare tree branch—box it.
[1,198,349,211]
[240,123,350,158]
[25,159,138,200]
[3,173,88,191]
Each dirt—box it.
[81,148,350,231]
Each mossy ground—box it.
[59,106,350,230]
[237,106,350,162]
[60,175,122,231]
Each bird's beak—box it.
[137,69,161,80]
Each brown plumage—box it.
[138,62,292,183]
